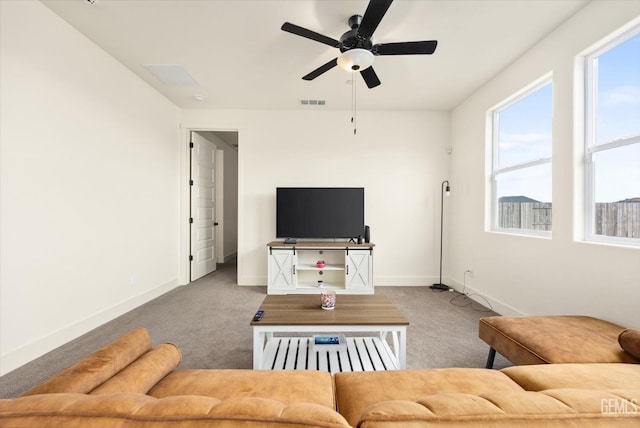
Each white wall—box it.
[0,1,182,374]
[220,139,239,262]
[449,1,640,328]
[181,109,450,288]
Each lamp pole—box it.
[432,180,450,290]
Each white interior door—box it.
[190,132,217,280]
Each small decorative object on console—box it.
[316,260,326,268]
[321,290,336,310]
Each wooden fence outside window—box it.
[498,202,640,238]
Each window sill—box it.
[582,236,640,249]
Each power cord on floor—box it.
[449,270,494,312]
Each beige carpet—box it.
[0,262,510,398]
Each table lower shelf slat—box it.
[262,337,398,373]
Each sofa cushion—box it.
[148,369,336,409]
[0,393,351,427]
[21,327,153,396]
[356,389,640,427]
[90,343,181,395]
[502,363,640,391]
[479,315,636,365]
[619,328,640,360]
[334,368,524,427]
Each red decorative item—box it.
[316,260,326,268]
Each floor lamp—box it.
[432,180,450,291]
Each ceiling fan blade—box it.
[302,58,338,81]
[373,40,438,55]
[358,0,394,40]
[281,22,341,48]
[360,66,381,88]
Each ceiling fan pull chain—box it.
[352,77,357,135]
[351,77,354,125]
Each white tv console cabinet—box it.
[266,241,374,294]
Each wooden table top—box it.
[250,294,409,326]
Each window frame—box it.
[584,25,640,247]
[490,73,554,237]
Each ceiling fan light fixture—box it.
[337,48,374,72]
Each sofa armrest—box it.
[21,328,152,396]
[0,393,351,428]
[90,343,181,394]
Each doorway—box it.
[186,130,239,282]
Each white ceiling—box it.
[42,0,588,111]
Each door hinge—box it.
[214,222,219,226]
[189,217,193,224]
[189,255,193,261]
[189,179,193,186]
[189,142,194,148]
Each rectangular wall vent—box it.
[300,99,326,106]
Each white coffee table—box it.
[250,294,409,372]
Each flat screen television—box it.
[276,187,364,239]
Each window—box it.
[490,75,553,235]
[585,26,640,245]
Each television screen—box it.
[276,187,364,239]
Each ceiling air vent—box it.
[143,64,198,86]
[300,99,326,106]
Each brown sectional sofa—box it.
[1,326,639,427]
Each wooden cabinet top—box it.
[267,241,374,249]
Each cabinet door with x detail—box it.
[267,249,296,292]
[345,250,372,291]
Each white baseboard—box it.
[0,279,179,376]
[446,278,524,316]
[374,276,439,286]
[237,275,266,286]
[236,273,522,318]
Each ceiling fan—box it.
[281,0,438,89]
